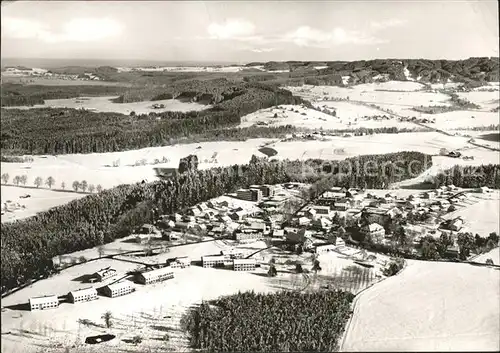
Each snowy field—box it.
[1,186,85,223]
[3,96,210,114]
[0,238,386,353]
[341,260,500,352]
[287,83,499,130]
[441,192,500,236]
[240,104,416,130]
[2,131,498,222]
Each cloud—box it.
[250,47,276,53]
[1,17,123,43]
[207,18,256,40]
[370,19,407,30]
[284,26,387,48]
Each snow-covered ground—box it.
[341,260,500,352]
[239,104,416,130]
[3,96,210,114]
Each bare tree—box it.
[80,180,88,192]
[20,175,27,186]
[101,311,113,328]
[45,176,55,189]
[34,176,43,188]
[88,184,95,193]
[61,181,66,190]
[1,173,9,184]
[12,176,21,186]
[72,181,80,192]
[96,184,103,193]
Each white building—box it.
[169,256,191,268]
[202,254,230,268]
[233,258,256,271]
[68,287,98,303]
[102,281,135,298]
[94,267,117,282]
[136,267,174,285]
[29,295,59,311]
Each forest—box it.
[0,151,430,294]
[181,290,355,352]
[433,164,500,188]
[1,84,308,155]
[0,83,130,107]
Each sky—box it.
[1,0,498,63]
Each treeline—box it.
[181,290,355,352]
[247,57,500,84]
[0,83,130,107]
[1,85,308,155]
[433,164,500,188]
[0,151,428,293]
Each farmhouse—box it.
[423,191,437,199]
[29,295,59,311]
[68,287,98,303]
[361,223,385,243]
[333,199,350,211]
[312,205,331,216]
[236,188,263,202]
[94,267,117,282]
[187,207,202,217]
[229,210,246,221]
[362,207,391,225]
[233,258,256,271]
[136,267,174,285]
[102,281,135,298]
[273,229,285,237]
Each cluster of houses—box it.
[156,184,299,242]
[277,184,480,256]
[28,256,191,311]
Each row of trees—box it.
[1,173,103,193]
[0,151,428,294]
[433,164,500,189]
[181,290,355,352]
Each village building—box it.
[167,256,191,268]
[273,229,285,238]
[477,186,493,193]
[236,188,263,202]
[135,267,175,285]
[441,217,464,231]
[202,254,232,268]
[102,281,135,298]
[29,295,59,311]
[186,207,202,217]
[361,223,385,243]
[94,267,117,282]
[312,205,331,216]
[229,210,246,221]
[250,185,275,198]
[438,199,451,208]
[362,207,391,225]
[423,191,437,199]
[222,248,245,259]
[197,203,209,212]
[333,199,350,211]
[312,217,332,231]
[297,216,311,226]
[233,258,256,271]
[68,287,98,303]
[234,229,264,241]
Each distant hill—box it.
[246,57,500,85]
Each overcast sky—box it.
[1,1,498,63]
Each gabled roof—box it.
[105,281,134,291]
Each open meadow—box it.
[341,259,500,352]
